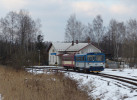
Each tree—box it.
[106,19,126,60]
[93,15,105,47]
[0,9,42,68]
[65,14,77,41]
[36,34,44,50]
[36,35,48,65]
[17,10,41,54]
[85,23,95,43]
[126,19,137,64]
[65,14,84,42]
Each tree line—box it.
[65,14,137,66]
[0,10,49,69]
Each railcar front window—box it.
[96,55,104,61]
[87,55,104,62]
[87,55,95,61]
[64,57,73,61]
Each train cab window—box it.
[87,55,95,61]
[96,55,104,61]
[87,55,104,61]
[64,57,73,61]
[88,57,93,61]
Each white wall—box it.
[80,45,101,54]
[49,45,58,65]
[49,46,63,65]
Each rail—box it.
[26,66,137,87]
[94,73,137,87]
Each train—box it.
[62,52,105,73]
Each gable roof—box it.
[52,42,71,51]
[66,43,89,51]
[78,43,101,52]
[51,42,101,52]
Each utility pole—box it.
[38,50,40,66]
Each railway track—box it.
[26,66,65,73]
[91,73,137,87]
[26,66,137,87]
[63,69,137,87]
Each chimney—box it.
[88,38,90,44]
[72,41,74,46]
[76,40,78,44]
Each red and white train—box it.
[62,54,75,70]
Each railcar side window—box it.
[76,56,85,61]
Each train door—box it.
[84,55,86,68]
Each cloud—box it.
[110,4,136,14]
[1,0,28,10]
[71,0,137,22]
[1,0,137,41]
[71,1,108,16]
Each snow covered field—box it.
[65,70,137,100]
[27,66,137,100]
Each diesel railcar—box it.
[75,52,105,72]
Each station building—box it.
[48,41,101,65]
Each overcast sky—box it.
[0,0,137,42]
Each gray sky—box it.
[0,0,137,42]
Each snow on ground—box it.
[101,68,137,79]
[0,94,3,100]
[26,66,63,74]
[64,71,137,100]
[26,66,137,100]
[31,66,58,68]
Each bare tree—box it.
[126,19,137,64]
[65,14,77,41]
[75,21,84,41]
[16,10,41,54]
[107,19,126,60]
[65,14,84,42]
[84,23,95,42]
[93,15,105,47]
[0,9,42,68]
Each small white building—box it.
[48,41,101,65]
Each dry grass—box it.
[0,66,90,100]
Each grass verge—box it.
[0,66,90,100]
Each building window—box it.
[52,56,54,63]
[49,56,51,62]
